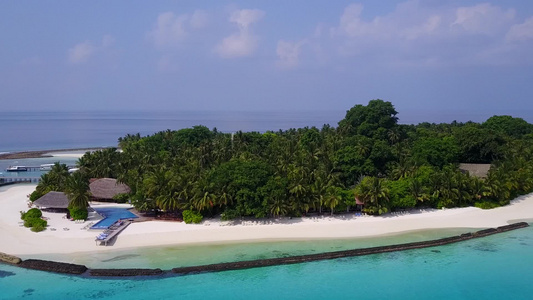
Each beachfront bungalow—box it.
[89,178,131,202]
[355,197,364,211]
[33,191,70,213]
[458,163,491,178]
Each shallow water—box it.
[2,225,532,300]
[32,227,475,269]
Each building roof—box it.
[355,197,364,205]
[89,178,131,200]
[459,163,491,178]
[34,191,70,209]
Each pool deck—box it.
[95,220,133,246]
[90,207,138,230]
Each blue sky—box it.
[1,1,533,122]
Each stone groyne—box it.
[172,222,529,275]
[89,268,164,277]
[18,259,87,274]
[1,222,529,277]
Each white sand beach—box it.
[1,184,532,257]
[46,150,93,159]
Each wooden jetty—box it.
[5,166,43,172]
[0,176,41,183]
[95,220,133,246]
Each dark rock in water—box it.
[431,250,441,253]
[19,259,87,274]
[520,242,528,246]
[472,242,498,252]
[86,290,115,299]
[0,270,16,278]
[89,268,163,277]
[22,288,35,297]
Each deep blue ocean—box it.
[0,111,344,153]
[1,110,533,299]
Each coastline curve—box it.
[1,222,528,278]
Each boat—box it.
[68,168,79,173]
[40,164,55,171]
[6,166,28,172]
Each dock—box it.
[6,166,42,172]
[0,177,41,183]
[4,165,76,172]
[95,220,133,246]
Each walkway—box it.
[94,220,133,246]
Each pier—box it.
[4,165,76,172]
[95,220,133,246]
[5,166,42,171]
[0,177,41,184]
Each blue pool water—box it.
[90,207,138,229]
[1,225,532,300]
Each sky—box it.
[1,0,533,122]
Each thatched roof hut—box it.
[34,191,69,209]
[89,178,131,201]
[459,163,491,178]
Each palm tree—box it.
[409,178,429,204]
[470,177,486,202]
[269,197,289,217]
[354,177,389,215]
[324,187,341,215]
[65,172,90,210]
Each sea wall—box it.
[18,259,87,275]
[171,222,529,275]
[1,222,529,277]
[89,268,163,277]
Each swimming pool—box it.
[90,207,138,229]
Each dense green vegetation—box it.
[39,100,533,219]
[31,163,90,220]
[20,208,47,232]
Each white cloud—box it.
[149,10,210,50]
[229,9,264,31]
[331,2,443,41]
[331,3,366,38]
[215,33,259,58]
[451,3,515,35]
[149,12,188,49]
[506,17,533,42]
[68,41,96,64]
[67,35,115,65]
[325,1,532,67]
[214,9,264,58]
[276,40,306,69]
[190,10,209,29]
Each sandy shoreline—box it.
[1,184,532,258]
[0,148,106,160]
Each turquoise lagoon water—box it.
[2,225,532,300]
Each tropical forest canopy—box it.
[44,100,533,220]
